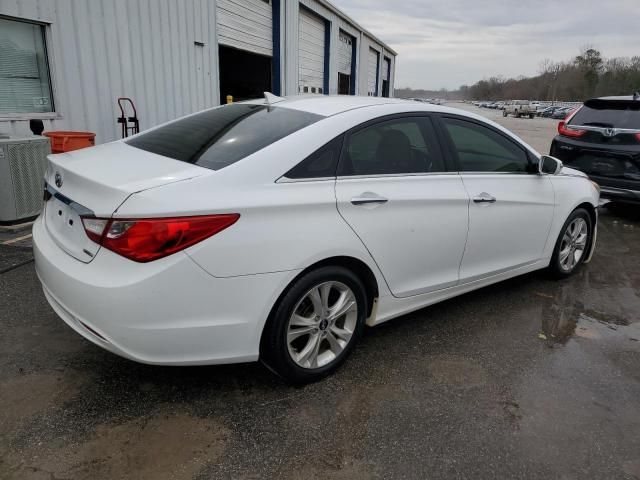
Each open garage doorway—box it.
[218,45,272,102]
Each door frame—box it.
[335,112,457,177]
[431,113,540,174]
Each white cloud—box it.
[332,0,640,89]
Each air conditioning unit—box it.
[0,135,51,224]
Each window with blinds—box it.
[0,17,54,114]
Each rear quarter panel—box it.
[115,106,404,295]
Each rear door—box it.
[335,114,469,297]
[438,115,554,282]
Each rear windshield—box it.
[570,100,640,129]
[126,104,323,170]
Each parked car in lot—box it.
[551,107,575,119]
[535,105,549,114]
[550,94,640,204]
[34,95,599,383]
[538,106,560,117]
[503,100,535,118]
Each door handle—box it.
[472,192,496,204]
[351,193,388,206]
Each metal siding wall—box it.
[217,0,272,57]
[0,0,397,139]
[283,0,299,96]
[0,0,218,143]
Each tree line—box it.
[396,48,640,102]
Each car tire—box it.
[529,114,534,119]
[515,111,521,118]
[549,208,593,278]
[260,266,368,384]
[503,110,508,117]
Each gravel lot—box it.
[1,105,640,480]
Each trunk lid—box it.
[43,141,206,262]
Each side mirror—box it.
[539,155,563,175]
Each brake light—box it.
[636,133,640,142]
[81,214,239,262]
[558,121,586,138]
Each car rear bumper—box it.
[598,185,640,203]
[550,137,640,203]
[32,215,296,365]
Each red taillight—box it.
[635,133,640,142]
[81,214,239,262]
[558,120,586,138]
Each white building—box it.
[0,0,396,144]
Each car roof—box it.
[595,95,638,101]
[246,95,540,155]
[244,95,475,117]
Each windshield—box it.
[570,100,640,129]
[126,104,323,170]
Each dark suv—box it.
[550,95,640,203]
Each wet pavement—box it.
[1,204,639,479]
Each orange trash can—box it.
[43,131,96,153]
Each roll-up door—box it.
[381,57,391,97]
[217,0,273,57]
[299,8,326,94]
[367,48,379,96]
[382,57,389,82]
[337,30,354,95]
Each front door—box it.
[439,115,555,282]
[335,115,469,297]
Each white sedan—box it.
[34,95,599,383]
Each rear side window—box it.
[126,104,323,170]
[570,100,640,129]
[442,117,530,173]
[284,136,344,179]
[338,116,445,176]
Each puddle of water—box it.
[541,312,637,345]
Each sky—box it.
[332,0,640,90]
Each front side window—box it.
[338,116,445,176]
[127,104,323,171]
[442,117,530,173]
[0,17,53,114]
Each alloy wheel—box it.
[559,217,588,272]
[286,281,358,369]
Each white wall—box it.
[0,0,219,143]
[0,0,395,144]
